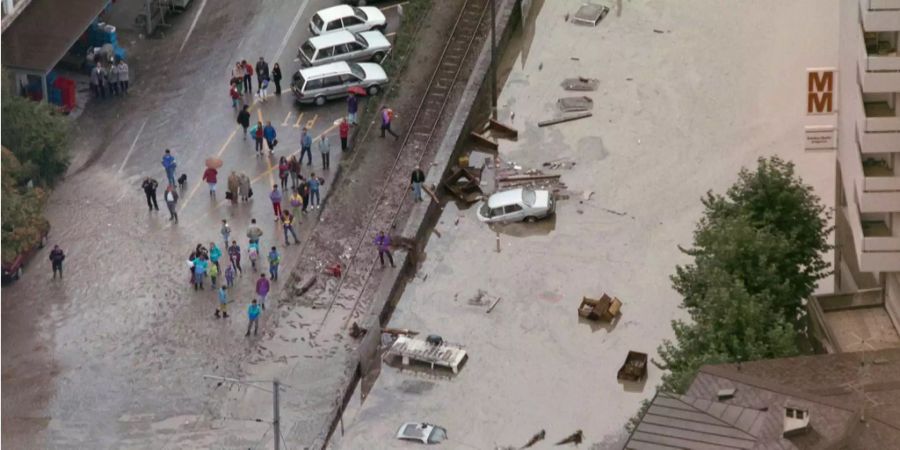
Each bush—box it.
[1,149,50,264]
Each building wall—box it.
[1,0,32,32]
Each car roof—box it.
[487,188,525,209]
[315,5,355,22]
[308,30,357,48]
[298,61,353,79]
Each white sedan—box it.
[309,5,386,36]
[476,188,555,223]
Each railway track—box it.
[316,0,491,331]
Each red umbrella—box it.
[205,157,223,169]
[348,86,367,96]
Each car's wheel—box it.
[367,85,380,96]
[314,96,326,106]
[524,216,538,223]
[371,52,385,62]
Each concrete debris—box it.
[571,3,609,26]
[349,322,367,339]
[293,276,317,296]
[561,77,599,91]
[468,290,491,306]
[558,96,594,112]
[538,112,593,127]
[556,430,584,446]
[383,327,419,337]
[523,429,547,448]
[581,190,594,201]
[653,29,664,33]
[543,158,576,170]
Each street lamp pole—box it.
[490,0,498,120]
[202,375,283,450]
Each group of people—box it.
[90,58,130,99]
[230,57,282,104]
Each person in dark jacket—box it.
[49,245,66,279]
[272,63,283,95]
[347,93,359,125]
[237,104,250,139]
[255,57,270,91]
[242,60,253,93]
[410,166,425,202]
[142,177,160,211]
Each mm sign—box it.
[807,68,836,114]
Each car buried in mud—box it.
[476,187,555,223]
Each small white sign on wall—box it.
[805,125,836,150]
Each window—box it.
[340,74,360,85]
[352,7,368,20]
[522,189,536,206]
[322,76,343,88]
[348,41,364,52]
[490,208,504,218]
[333,44,351,56]
[312,14,324,30]
[299,42,316,60]
[349,63,366,79]
[304,78,323,90]
[503,204,523,214]
[342,16,364,27]
[325,20,341,31]
[319,46,334,58]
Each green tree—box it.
[1,78,70,185]
[1,149,50,265]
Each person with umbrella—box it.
[347,91,360,125]
[202,161,220,198]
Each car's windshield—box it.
[312,14,324,30]
[292,72,306,88]
[355,33,368,47]
[522,188,536,206]
[353,7,368,20]
[348,63,366,79]
[300,42,315,59]
[427,427,448,444]
[480,202,492,218]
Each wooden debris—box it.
[470,131,498,149]
[522,430,546,448]
[538,112,592,127]
[488,119,519,139]
[498,174,562,182]
[422,184,441,205]
[383,327,419,337]
[486,297,503,314]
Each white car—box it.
[476,188,555,223]
[395,423,448,444]
[298,30,391,67]
[309,5,386,36]
[292,61,388,105]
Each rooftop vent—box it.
[783,406,811,437]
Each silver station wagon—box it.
[292,61,388,106]
[298,30,391,67]
[476,188,555,223]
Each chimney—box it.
[783,406,811,437]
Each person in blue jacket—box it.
[263,121,277,154]
[162,149,177,186]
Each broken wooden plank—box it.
[383,327,419,337]
[538,112,592,127]
[487,297,503,314]
[498,174,562,182]
[489,119,519,138]
[422,184,441,204]
[469,131,499,150]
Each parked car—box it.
[1,226,49,284]
[292,61,388,106]
[342,0,390,6]
[298,30,391,67]
[476,187,555,223]
[309,5,386,36]
[395,422,448,444]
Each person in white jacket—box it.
[117,59,130,94]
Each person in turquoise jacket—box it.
[209,242,222,271]
[193,257,208,290]
[246,300,261,336]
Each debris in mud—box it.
[349,322,367,339]
[578,294,622,322]
[558,96,593,112]
[571,3,609,26]
[383,327,419,337]
[556,430,584,446]
[543,158,576,170]
[600,207,627,216]
[539,112,592,127]
[386,335,468,374]
[468,290,491,306]
[324,263,342,278]
[523,429,547,448]
[293,276,317,296]
[581,190,594,201]
[396,422,448,444]
[486,297,503,314]
[561,77,599,91]
[442,167,483,203]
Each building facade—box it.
[837,0,900,330]
[1,0,31,32]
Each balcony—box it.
[861,0,900,32]
[864,101,900,131]
[860,219,900,270]
[857,122,900,153]
[859,158,900,212]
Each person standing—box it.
[162,149,177,186]
[268,247,280,281]
[142,177,160,211]
[108,62,120,96]
[255,57,270,92]
[90,63,101,98]
[298,178,310,214]
[254,121,264,155]
[374,231,395,268]
[256,274,270,310]
[288,155,301,188]
[289,189,303,219]
[238,172,252,202]
[380,106,399,139]
[245,299,261,336]
[193,255,208,290]
[269,185,283,219]
[49,245,66,279]
[308,173,322,209]
[347,93,358,125]
[263,121,277,154]
[242,60,253,94]
[230,82,241,108]
[208,257,219,288]
[272,63,283,95]
[232,62,245,93]
[228,240,243,274]
[318,134,331,171]
[215,285,229,318]
[202,166,218,198]
[237,104,251,139]
[117,59,130,94]
[410,166,425,202]
[281,210,299,245]
[257,74,270,101]
[278,156,289,191]
[247,218,263,246]
[209,242,222,271]
[221,219,232,249]
[165,185,179,222]
[339,118,350,152]
[227,171,239,203]
[224,265,235,288]
[300,127,313,166]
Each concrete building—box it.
[1,0,31,32]
[821,0,900,352]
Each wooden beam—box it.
[469,131,498,150]
[488,119,518,138]
[537,112,592,127]
[498,174,562,182]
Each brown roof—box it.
[2,0,109,73]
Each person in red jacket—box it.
[242,60,253,94]
[339,118,350,152]
[202,167,218,198]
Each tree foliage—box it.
[1,149,50,264]
[1,77,70,186]
[655,157,831,393]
